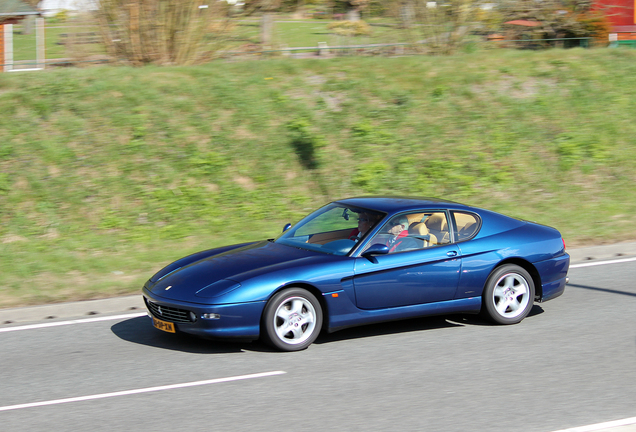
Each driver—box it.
[350,212,379,241]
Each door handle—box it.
[447,251,458,257]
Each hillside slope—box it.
[1,49,635,306]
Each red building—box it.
[595,0,636,44]
[594,0,635,28]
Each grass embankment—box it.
[1,48,636,308]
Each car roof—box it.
[334,196,477,214]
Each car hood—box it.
[147,241,320,301]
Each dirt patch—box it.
[1,234,28,244]
[234,175,256,190]
[472,76,561,99]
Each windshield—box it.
[275,203,384,256]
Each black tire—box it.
[481,264,535,325]
[262,288,323,352]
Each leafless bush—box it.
[97,0,234,66]
[397,0,476,55]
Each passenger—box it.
[386,216,412,252]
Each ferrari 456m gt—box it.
[143,197,569,351]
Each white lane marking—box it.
[0,312,147,333]
[550,416,636,432]
[570,256,636,269]
[0,371,286,412]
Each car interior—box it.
[303,209,480,255]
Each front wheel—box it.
[481,264,535,325]
[262,288,323,351]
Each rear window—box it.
[452,212,480,242]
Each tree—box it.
[347,0,369,20]
[329,0,370,20]
[500,0,607,45]
[20,0,41,8]
[242,0,282,45]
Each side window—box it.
[452,212,480,242]
[364,212,443,254]
[296,207,356,237]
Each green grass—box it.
[270,21,407,47]
[9,24,104,62]
[214,19,411,53]
[1,48,636,308]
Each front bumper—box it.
[143,288,265,340]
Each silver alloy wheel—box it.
[273,296,317,345]
[491,272,531,319]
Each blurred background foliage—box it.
[4,0,614,64]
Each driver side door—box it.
[352,211,461,309]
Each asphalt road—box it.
[1,259,635,432]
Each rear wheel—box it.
[482,264,535,325]
[262,288,322,352]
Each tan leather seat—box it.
[425,213,449,244]
[454,212,475,230]
[458,222,477,240]
[406,213,425,227]
[408,222,437,248]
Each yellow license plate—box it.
[152,316,175,333]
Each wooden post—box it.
[318,42,329,56]
[0,24,4,72]
[129,2,141,64]
[261,13,273,45]
[3,24,13,72]
[23,15,34,35]
[36,18,45,69]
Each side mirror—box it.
[361,243,390,258]
[282,223,292,233]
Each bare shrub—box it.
[97,0,233,66]
[397,0,477,55]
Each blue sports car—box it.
[142,197,569,351]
